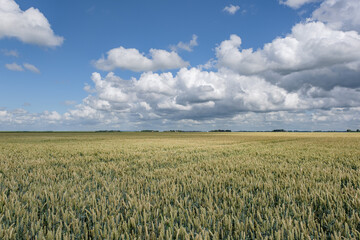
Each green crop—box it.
[0,132,359,239]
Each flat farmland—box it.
[0,132,359,239]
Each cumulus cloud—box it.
[280,0,321,9]
[5,62,23,71]
[312,0,360,31]
[0,108,65,130]
[94,47,189,72]
[23,63,40,73]
[216,21,360,76]
[170,34,198,52]
[0,0,64,47]
[17,67,355,130]
[223,5,240,15]
[41,111,61,122]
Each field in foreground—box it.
[0,132,359,239]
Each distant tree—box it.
[347,129,353,132]
[357,129,360,132]
[273,129,286,132]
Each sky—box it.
[0,0,360,131]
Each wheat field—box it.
[0,132,359,239]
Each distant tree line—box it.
[209,129,232,132]
[92,129,360,133]
[95,130,122,132]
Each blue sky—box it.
[1,0,360,131]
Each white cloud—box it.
[5,62,23,71]
[90,72,132,104]
[41,111,61,122]
[170,34,198,52]
[23,63,40,73]
[135,71,176,96]
[94,47,189,72]
[216,21,360,75]
[280,0,321,9]
[223,5,240,15]
[312,0,360,31]
[0,0,64,47]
